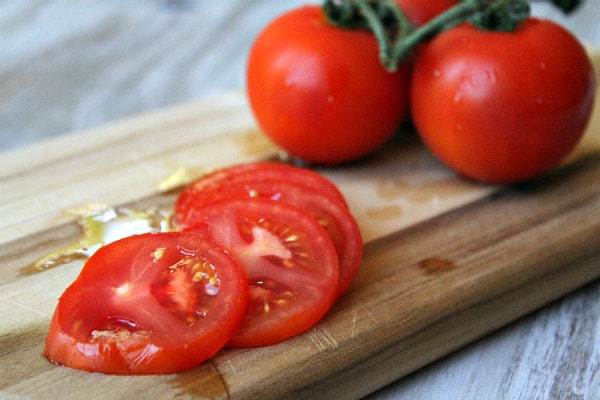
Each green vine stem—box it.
[324,0,585,72]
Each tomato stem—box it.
[324,0,417,71]
[387,1,480,70]
[389,0,534,69]
[356,0,414,71]
[323,0,585,72]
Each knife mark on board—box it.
[308,328,339,352]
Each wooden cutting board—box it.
[1,50,599,400]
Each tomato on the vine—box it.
[410,18,596,183]
[182,197,340,348]
[44,232,248,374]
[247,5,410,164]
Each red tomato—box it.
[410,19,596,183]
[247,5,410,164]
[44,232,248,374]
[182,197,339,348]
[175,162,362,298]
[395,0,457,26]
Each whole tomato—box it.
[396,0,457,26]
[410,18,596,183]
[247,5,410,165]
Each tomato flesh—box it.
[44,232,248,374]
[175,162,362,298]
[182,197,339,348]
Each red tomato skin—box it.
[395,0,457,26]
[174,162,349,226]
[44,232,249,375]
[410,19,596,183]
[247,5,410,164]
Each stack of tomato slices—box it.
[44,162,363,375]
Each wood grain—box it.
[1,3,600,397]
[208,153,600,399]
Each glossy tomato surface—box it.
[175,162,362,298]
[410,19,596,183]
[396,0,457,25]
[44,232,248,374]
[247,5,410,164]
[182,197,339,348]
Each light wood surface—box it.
[2,80,599,400]
[2,2,599,399]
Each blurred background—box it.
[1,0,599,150]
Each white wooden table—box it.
[2,1,599,399]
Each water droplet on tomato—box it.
[484,70,497,84]
[204,278,219,296]
[453,91,463,103]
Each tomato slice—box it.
[174,162,349,224]
[44,232,248,374]
[175,161,362,297]
[182,197,339,348]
